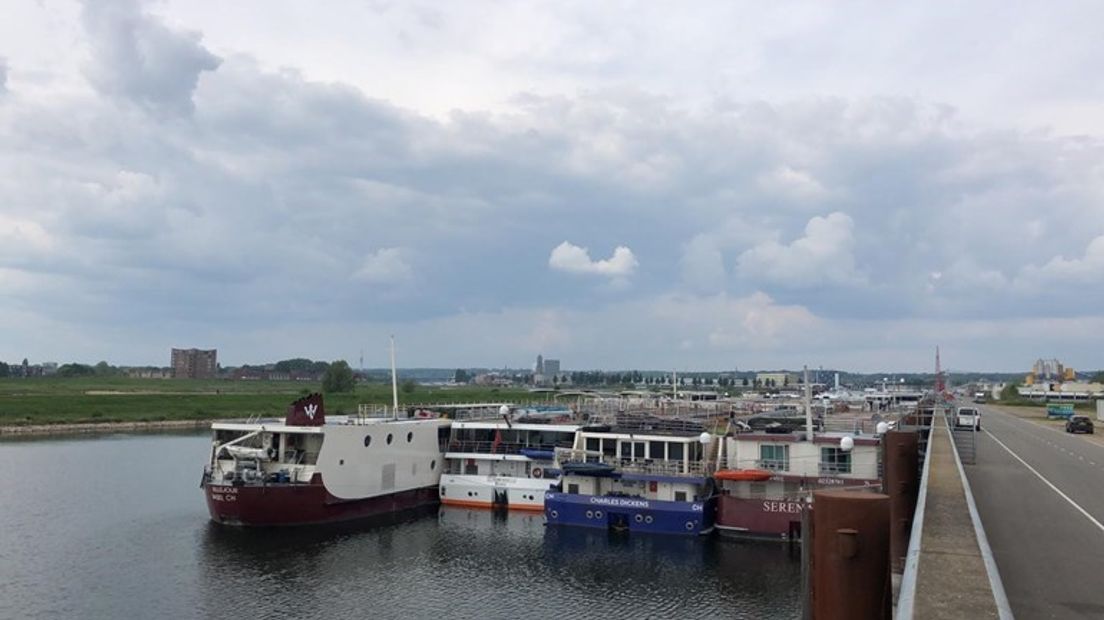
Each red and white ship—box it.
[201,393,449,526]
[713,429,883,541]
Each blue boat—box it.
[545,415,718,536]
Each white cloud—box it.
[737,212,863,287]
[1016,235,1104,286]
[352,248,413,284]
[549,241,638,278]
[758,165,830,204]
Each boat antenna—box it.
[390,335,399,418]
[804,365,814,442]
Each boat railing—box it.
[555,448,716,477]
[757,458,789,472]
[445,440,571,455]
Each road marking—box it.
[985,429,1104,535]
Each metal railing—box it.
[555,448,716,477]
[445,440,572,455]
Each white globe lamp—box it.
[699,432,712,445]
[840,436,854,452]
[499,405,510,416]
[876,422,889,435]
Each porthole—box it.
[430,459,436,470]
[634,514,643,523]
[586,510,594,519]
[645,515,653,524]
[406,431,413,443]
[386,433,393,445]
[595,510,603,519]
[339,459,345,465]
[363,435,372,447]
[685,521,695,531]
[550,510,559,519]
[441,486,446,496]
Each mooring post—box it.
[884,430,919,573]
[811,490,891,619]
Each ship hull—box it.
[203,478,440,527]
[544,492,716,536]
[715,495,805,541]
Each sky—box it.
[1,0,1103,372]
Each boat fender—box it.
[532,467,543,479]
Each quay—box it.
[900,410,1006,619]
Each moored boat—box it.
[439,414,579,511]
[714,429,882,541]
[545,413,719,536]
[201,392,450,526]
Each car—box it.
[955,407,981,430]
[1066,415,1095,434]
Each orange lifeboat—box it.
[714,469,774,482]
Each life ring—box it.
[532,467,543,479]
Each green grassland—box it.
[0,377,536,426]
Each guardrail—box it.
[555,448,715,477]
[895,406,937,619]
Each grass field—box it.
[0,377,537,426]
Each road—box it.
[964,403,1104,619]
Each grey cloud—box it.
[3,7,1104,367]
[81,0,221,116]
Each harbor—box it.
[0,431,801,619]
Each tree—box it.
[0,362,9,377]
[453,369,470,384]
[1000,382,1021,402]
[322,360,356,393]
[94,361,113,376]
[1092,371,1104,384]
[58,363,95,378]
[401,379,417,394]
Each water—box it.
[0,433,801,619]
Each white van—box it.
[956,407,981,430]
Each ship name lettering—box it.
[589,497,649,509]
[762,500,802,514]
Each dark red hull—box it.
[715,495,805,541]
[203,476,440,526]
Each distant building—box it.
[543,359,561,376]
[172,348,218,379]
[1026,358,1075,385]
[756,372,796,387]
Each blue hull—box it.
[544,492,716,536]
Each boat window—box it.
[387,433,393,445]
[568,483,579,494]
[619,441,632,458]
[438,426,450,451]
[585,437,600,453]
[633,442,645,459]
[760,444,789,471]
[364,435,372,447]
[820,447,852,475]
[601,439,617,457]
[668,442,684,461]
[674,491,687,502]
[430,459,436,470]
[649,441,665,460]
[406,431,414,443]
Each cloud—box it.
[81,0,221,115]
[736,212,863,287]
[0,57,7,95]
[548,241,638,278]
[353,248,413,284]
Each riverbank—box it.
[1,418,212,437]
[0,377,539,430]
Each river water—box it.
[0,432,801,619]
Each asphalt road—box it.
[964,403,1104,619]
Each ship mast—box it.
[804,365,814,442]
[390,335,399,418]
